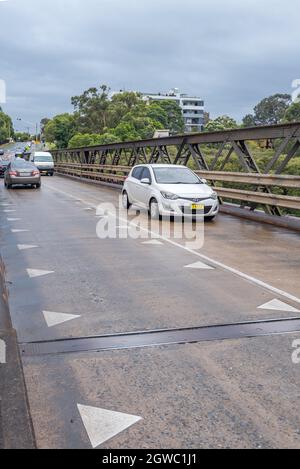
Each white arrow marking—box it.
[258,299,300,313]
[77,404,142,449]
[43,311,81,327]
[185,261,214,270]
[18,244,38,251]
[142,240,163,246]
[27,269,54,278]
[11,229,29,233]
[0,339,6,364]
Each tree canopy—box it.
[242,94,292,127]
[205,115,238,132]
[283,101,300,123]
[0,106,14,144]
[43,85,185,148]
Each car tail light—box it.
[32,170,40,176]
[9,171,17,176]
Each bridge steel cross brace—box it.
[52,122,300,218]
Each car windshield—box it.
[35,155,52,162]
[13,160,34,169]
[153,167,201,185]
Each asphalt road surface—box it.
[0,175,299,448]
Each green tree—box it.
[243,94,291,127]
[283,101,300,123]
[0,108,14,143]
[205,115,238,132]
[68,132,119,148]
[44,113,76,148]
[242,114,256,127]
[71,85,110,133]
[40,118,51,136]
[147,100,184,134]
[15,131,31,142]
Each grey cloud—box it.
[0,0,299,129]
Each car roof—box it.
[13,158,34,165]
[33,151,52,157]
[133,164,187,169]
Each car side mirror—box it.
[141,178,151,185]
[201,178,207,184]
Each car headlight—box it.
[211,191,218,200]
[161,191,179,200]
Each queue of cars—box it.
[0,149,54,189]
[1,149,219,220]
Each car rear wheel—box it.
[36,183,41,189]
[122,191,131,210]
[205,215,215,221]
[149,199,162,220]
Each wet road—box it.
[0,175,299,448]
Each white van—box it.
[30,151,54,176]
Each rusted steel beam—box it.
[216,187,300,210]
[196,171,300,188]
[52,122,300,155]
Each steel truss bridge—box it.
[52,122,300,222]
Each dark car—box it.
[0,150,4,156]
[4,159,41,189]
[0,160,10,177]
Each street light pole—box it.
[17,118,39,142]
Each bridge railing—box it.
[52,122,300,217]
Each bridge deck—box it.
[0,176,299,448]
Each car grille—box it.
[178,196,211,202]
[180,206,212,215]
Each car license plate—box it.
[191,204,204,210]
[20,173,31,177]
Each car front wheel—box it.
[122,191,131,210]
[149,199,162,220]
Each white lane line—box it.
[27,269,54,278]
[77,404,142,449]
[4,210,16,213]
[7,218,21,221]
[11,229,29,233]
[43,311,81,327]
[18,244,38,251]
[45,184,300,305]
[185,261,214,270]
[258,299,300,313]
[0,339,6,364]
[142,240,163,246]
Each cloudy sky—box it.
[0,0,299,132]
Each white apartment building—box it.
[142,88,205,132]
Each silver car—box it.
[122,164,219,220]
[4,159,41,189]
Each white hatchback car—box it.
[122,164,219,220]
